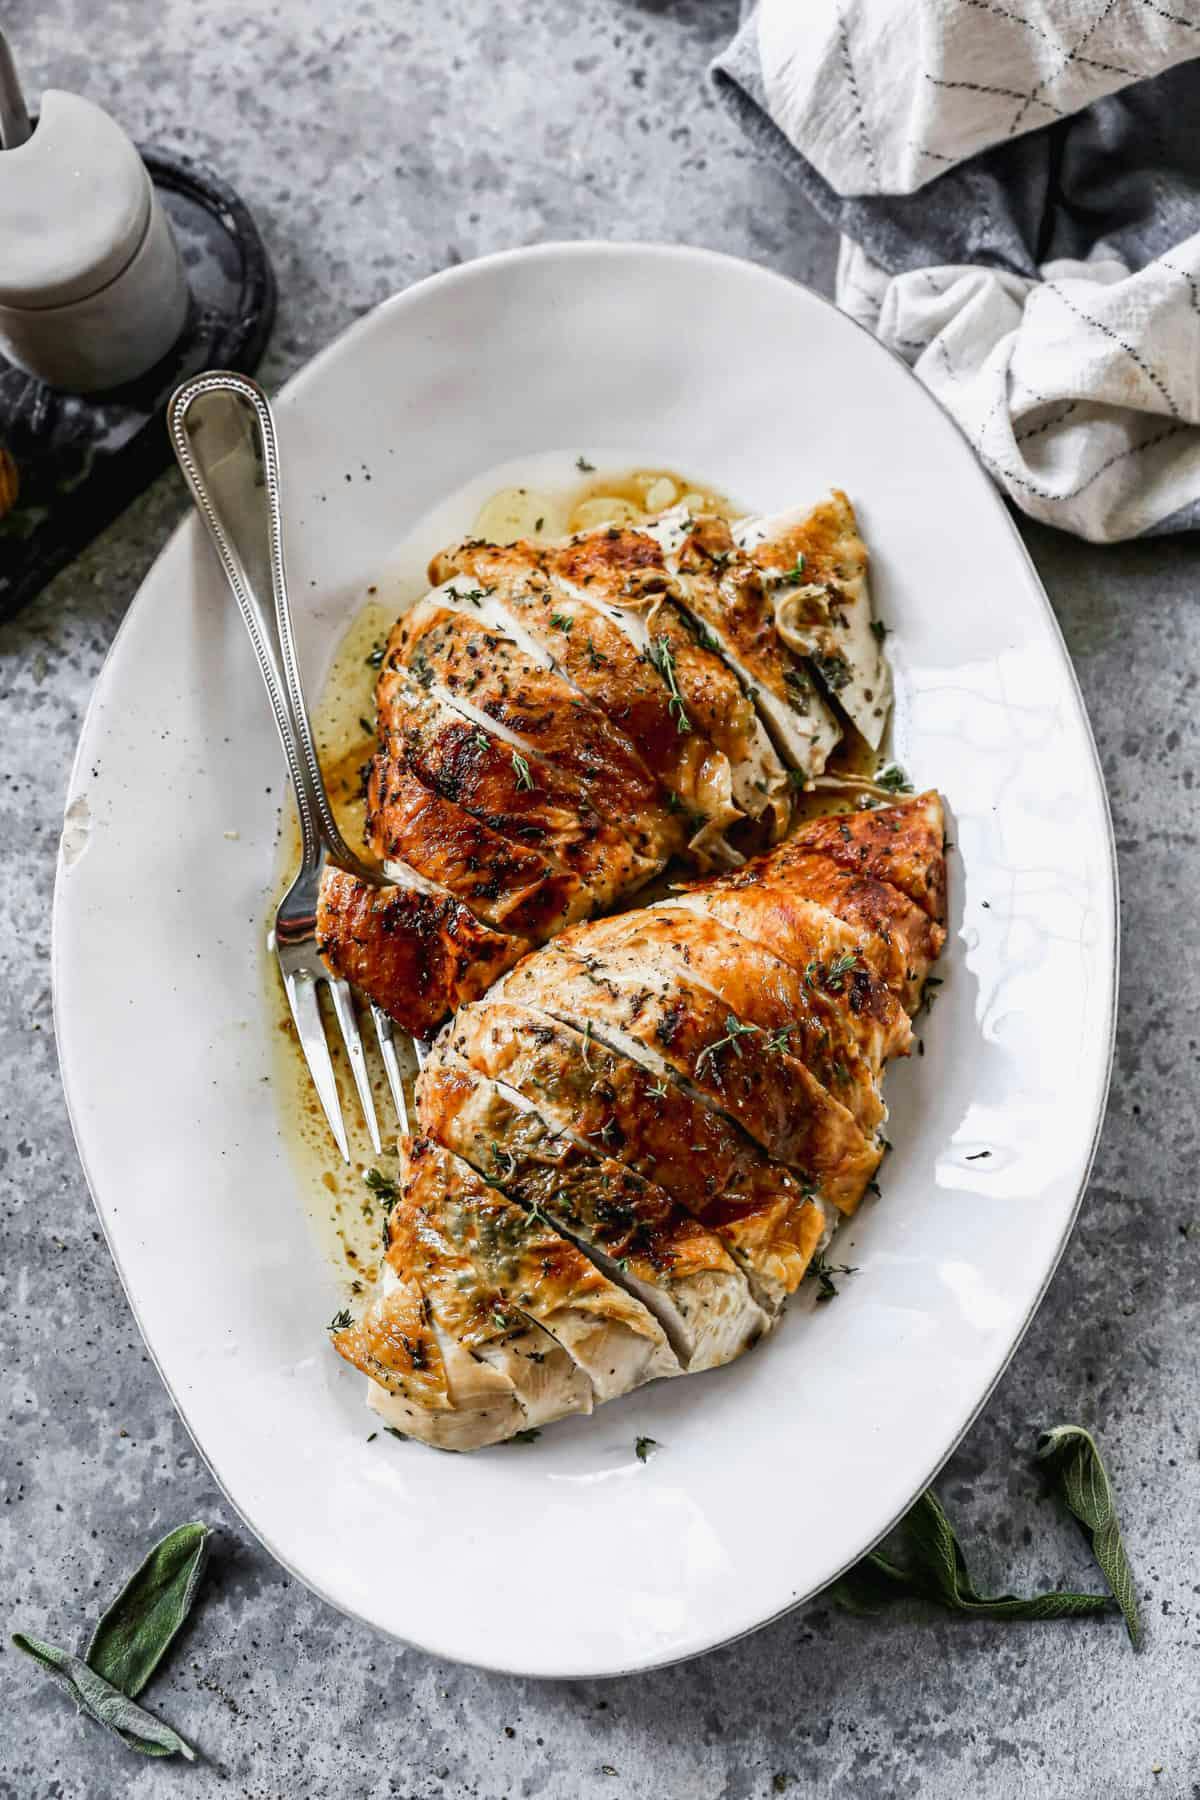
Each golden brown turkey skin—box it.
[429,529,783,841]
[376,671,649,905]
[754,849,945,1013]
[443,998,827,1299]
[552,903,887,1128]
[416,1052,768,1368]
[496,945,882,1207]
[391,601,679,867]
[787,791,947,923]
[315,867,528,1036]
[364,752,587,939]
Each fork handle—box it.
[168,370,373,885]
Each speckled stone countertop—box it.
[2,3,1198,1796]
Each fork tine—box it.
[283,967,350,1163]
[328,978,382,1154]
[371,1004,410,1136]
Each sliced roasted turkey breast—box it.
[441,997,829,1305]
[390,589,679,870]
[416,1048,770,1370]
[736,488,892,751]
[331,1136,677,1448]
[315,865,528,1037]
[429,527,790,846]
[494,943,883,1209]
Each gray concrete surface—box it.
[1,2,1197,1795]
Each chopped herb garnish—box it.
[410,647,434,688]
[646,1080,669,1099]
[489,1144,518,1183]
[512,1428,542,1444]
[358,715,374,737]
[510,749,535,790]
[363,1166,401,1213]
[694,1014,761,1079]
[765,1024,795,1053]
[384,1426,408,1441]
[585,635,607,669]
[549,613,574,633]
[647,634,692,734]
[328,1308,354,1333]
[535,516,545,532]
[813,651,851,692]
[876,763,914,794]
[823,951,859,993]
[870,618,890,644]
[575,455,595,472]
[635,1436,659,1463]
[808,1254,858,1303]
[966,1150,992,1161]
[366,642,386,669]
[773,557,806,586]
[473,730,490,750]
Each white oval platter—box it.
[53,243,1116,1678]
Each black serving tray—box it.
[0,144,275,621]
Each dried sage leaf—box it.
[830,1490,1114,1622]
[86,1521,210,1697]
[10,1520,211,1758]
[10,1634,194,1760]
[1036,1425,1141,1647]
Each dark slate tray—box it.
[0,145,275,621]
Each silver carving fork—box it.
[168,371,410,1158]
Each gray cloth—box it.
[711,9,1200,538]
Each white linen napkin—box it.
[713,2,1200,541]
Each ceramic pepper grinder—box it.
[0,32,190,392]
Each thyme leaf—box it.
[694,1014,760,1080]
[647,634,692,734]
[510,749,535,791]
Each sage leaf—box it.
[829,1491,1114,1622]
[1037,1425,1141,1647]
[10,1635,194,1760]
[86,1521,210,1697]
[10,1520,211,1759]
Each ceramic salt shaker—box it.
[0,35,189,393]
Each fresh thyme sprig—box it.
[694,1014,761,1080]
[510,749,535,790]
[648,633,692,734]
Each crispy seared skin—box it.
[669,800,947,1026]
[770,850,945,1013]
[417,1050,768,1369]
[392,598,679,867]
[376,669,649,905]
[430,530,787,842]
[652,511,841,774]
[556,904,886,1127]
[788,790,947,923]
[364,751,588,939]
[496,943,882,1208]
[332,1137,674,1447]
[441,998,828,1302]
[315,866,527,1036]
